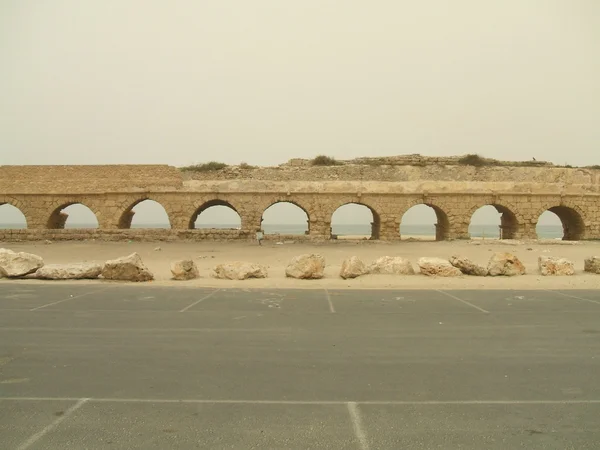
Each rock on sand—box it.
[418,257,462,277]
[170,259,199,280]
[0,248,44,278]
[368,256,415,275]
[339,256,368,279]
[538,256,575,276]
[487,252,526,276]
[36,262,103,280]
[286,254,325,279]
[213,261,268,280]
[101,253,154,282]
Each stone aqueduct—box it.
[1,158,599,242]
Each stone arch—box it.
[536,205,586,240]
[190,199,241,230]
[330,202,381,240]
[118,198,171,229]
[0,201,28,229]
[400,202,449,241]
[261,201,311,235]
[467,203,519,240]
[47,202,100,229]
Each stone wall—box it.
[0,165,182,194]
[182,162,600,187]
[1,161,600,242]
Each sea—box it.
[0,223,565,239]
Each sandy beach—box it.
[2,238,600,290]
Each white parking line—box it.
[435,290,490,314]
[544,290,600,305]
[347,402,370,450]
[3,396,600,406]
[29,287,114,311]
[324,289,335,313]
[179,289,221,312]
[16,398,89,450]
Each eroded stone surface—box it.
[170,259,199,280]
[0,248,44,277]
[339,256,368,279]
[487,252,526,276]
[368,256,415,275]
[213,261,267,280]
[418,257,462,277]
[285,254,325,279]
[584,256,600,274]
[538,256,575,276]
[36,262,103,280]
[101,253,154,281]
[449,255,488,276]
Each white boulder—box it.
[368,256,415,275]
[418,257,462,277]
[339,256,368,279]
[538,256,575,276]
[487,252,526,276]
[584,256,600,274]
[0,248,44,277]
[36,262,103,280]
[101,253,154,282]
[170,259,199,280]
[285,254,325,279]
[214,261,268,280]
[449,255,488,276]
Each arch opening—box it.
[119,199,171,229]
[47,203,99,229]
[331,203,380,240]
[0,203,27,229]
[191,200,241,230]
[469,204,518,240]
[400,204,449,241]
[537,206,584,241]
[261,202,309,235]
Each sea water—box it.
[0,223,563,238]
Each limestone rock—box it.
[36,262,103,280]
[214,261,268,280]
[170,259,199,280]
[0,248,44,277]
[340,256,368,279]
[285,254,325,279]
[449,255,488,276]
[418,257,462,277]
[584,256,600,274]
[487,252,526,276]
[538,256,575,276]
[101,253,154,281]
[368,256,415,275]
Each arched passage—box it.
[47,203,99,229]
[119,199,171,229]
[0,203,27,229]
[400,204,449,241]
[537,206,585,240]
[469,204,518,239]
[261,202,309,235]
[190,200,241,230]
[331,203,380,240]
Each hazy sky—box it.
[1,1,598,228]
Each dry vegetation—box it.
[311,155,343,166]
[180,162,228,172]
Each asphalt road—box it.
[1,283,600,449]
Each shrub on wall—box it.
[311,155,342,166]
[180,162,228,172]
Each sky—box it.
[1,1,598,228]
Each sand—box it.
[2,238,600,290]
